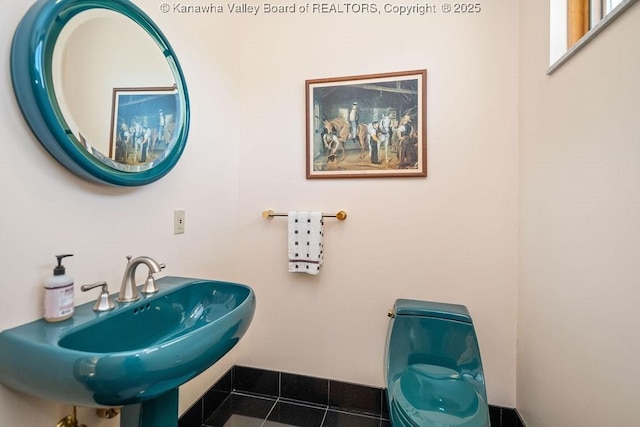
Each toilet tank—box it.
[385,299,486,392]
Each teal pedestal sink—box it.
[0,277,255,427]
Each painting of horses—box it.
[109,86,179,168]
[305,70,427,179]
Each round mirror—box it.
[11,0,190,186]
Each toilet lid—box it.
[390,364,488,427]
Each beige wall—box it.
[0,1,518,425]
[230,0,518,406]
[518,2,640,426]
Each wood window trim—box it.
[568,0,590,47]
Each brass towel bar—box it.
[262,210,347,221]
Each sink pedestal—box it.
[121,389,178,427]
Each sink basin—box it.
[0,277,255,408]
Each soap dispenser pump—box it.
[44,254,74,322]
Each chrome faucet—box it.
[117,256,165,303]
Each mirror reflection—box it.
[52,9,179,172]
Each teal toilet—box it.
[385,299,490,426]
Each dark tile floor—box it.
[203,392,391,427]
[180,366,526,427]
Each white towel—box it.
[288,211,324,275]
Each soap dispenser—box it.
[44,254,74,322]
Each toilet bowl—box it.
[385,299,490,426]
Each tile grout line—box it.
[231,390,278,401]
[325,407,387,420]
[319,407,329,427]
[260,396,279,427]
[257,371,280,426]
[321,378,330,426]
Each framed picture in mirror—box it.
[109,86,179,166]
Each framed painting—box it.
[109,86,179,166]
[306,70,427,179]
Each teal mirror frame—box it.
[11,0,190,186]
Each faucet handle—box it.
[141,274,158,295]
[141,263,165,294]
[81,281,115,312]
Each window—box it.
[605,0,625,13]
[569,0,626,47]
[549,0,637,74]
